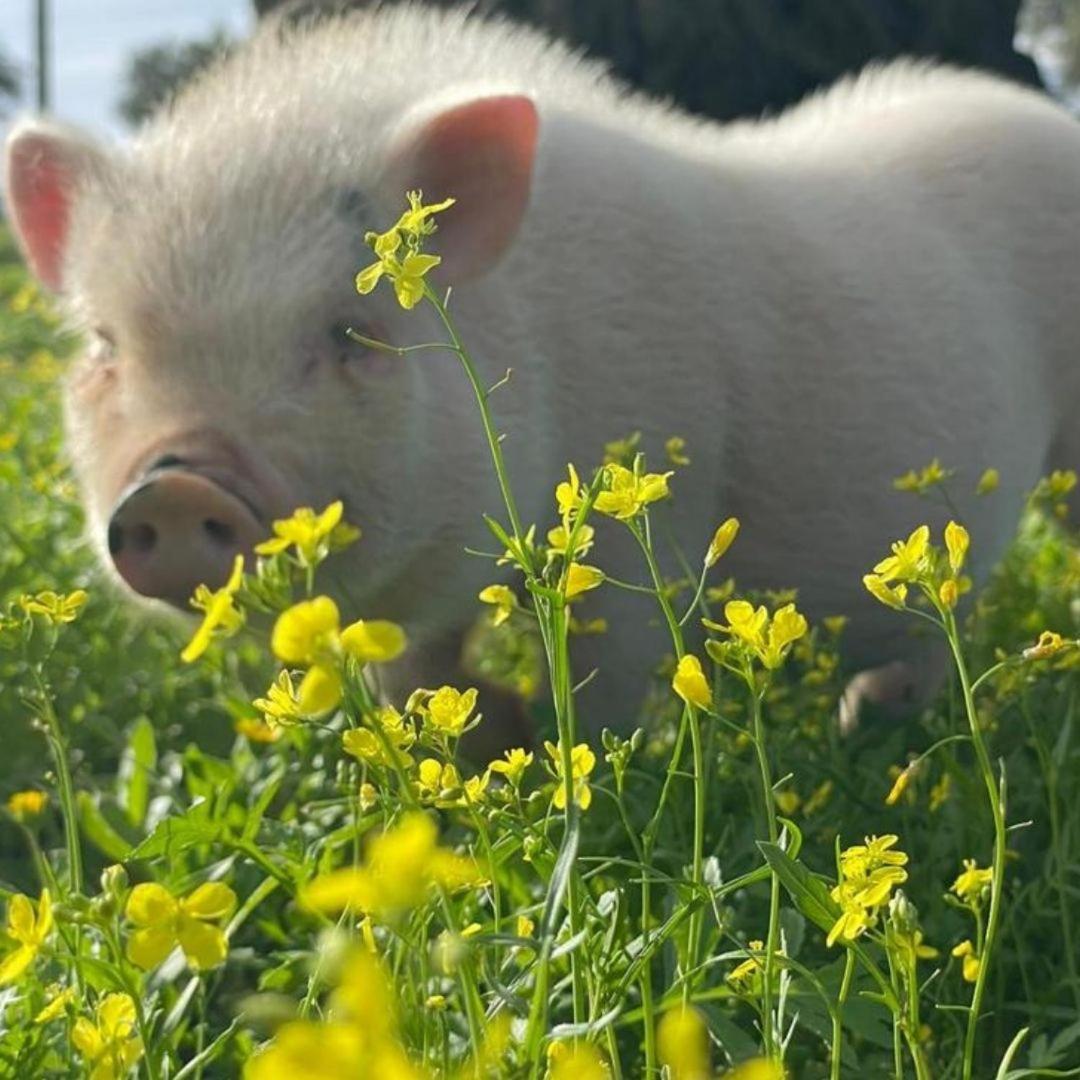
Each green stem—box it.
[749,683,782,1062]
[947,615,1008,1080]
[831,949,855,1080]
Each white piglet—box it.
[5,4,1079,738]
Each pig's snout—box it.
[107,463,264,609]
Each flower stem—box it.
[946,615,1007,1080]
[830,949,855,1080]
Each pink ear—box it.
[4,123,108,291]
[388,95,539,280]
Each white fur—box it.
[6,4,1080,729]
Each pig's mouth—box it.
[106,456,268,610]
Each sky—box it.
[2,0,252,142]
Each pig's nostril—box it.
[151,454,186,471]
[107,522,123,556]
[129,523,157,553]
[203,518,236,547]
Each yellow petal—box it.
[0,944,36,985]
[177,915,228,971]
[125,883,178,928]
[6,894,35,944]
[355,261,386,295]
[297,665,343,716]
[72,1017,104,1059]
[271,596,341,664]
[126,925,178,971]
[97,993,137,1040]
[300,868,376,914]
[340,620,407,664]
[181,882,237,921]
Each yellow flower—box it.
[823,615,847,636]
[479,584,517,627]
[516,914,536,940]
[546,741,596,811]
[976,468,1000,495]
[547,522,595,559]
[705,517,740,568]
[271,597,406,716]
[547,1041,608,1080]
[416,759,489,808]
[602,431,641,466]
[893,459,949,494]
[665,436,691,466]
[885,763,917,806]
[762,604,809,669]
[72,994,144,1080]
[826,888,874,947]
[255,501,360,563]
[555,463,586,526]
[235,717,282,743]
[564,563,604,600]
[706,599,808,670]
[727,940,765,986]
[253,670,306,728]
[951,939,982,983]
[873,525,931,583]
[181,555,245,663]
[0,889,52,984]
[944,520,969,575]
[125,881,236,971]
[775,789,801,816]
[672,654,711,710]
[6,790,48,821]
[804,779,834,816]
[727,1060,786,1080]
[929,773,951,812]
[343,707,415,769]
[356,192,455,310]
[658,1004,709,1079]
[359,783,378,811]
[863,573,908,610]
[300,812,480,920]
[19,589,88,624]
[828,835,909,947]
[594,463,672,520]
[938,579,958,610]
[951,859,992,906]
[34,985,76,1024]
[421,686,479,737]
[1023,630,1068,661]
[489,747,534,787]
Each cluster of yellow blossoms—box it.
[827,835,909,947]
[863,521,970,613]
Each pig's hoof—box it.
[838,660,918,735]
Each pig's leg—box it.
[838,642,951,735]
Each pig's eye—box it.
[87,327,117,364]
[331,321,381,365]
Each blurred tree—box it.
[253,0,1041,120]
[117,32,232,126]
[0,43,20,116]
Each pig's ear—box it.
[4,120,112,291]
[386,95,539,280]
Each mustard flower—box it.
[19,588,88,624]
[478,584,517,627]
[252,670,306,728]
[1023,630,1068,661]
[727,1060,786,1080]
[705,517,740,568]
[594,463,673,520]
[6,789,48,821]
[939,578,959,610]
[343,706,415,769]
[235,717,282,743]
[775,789,801,816]
[255,501,360,563]
[665,436,691,466]
[555,463,585,526]
[420,685,479,737]
[300,812,480,920]
[271,596,406,715]
[976,467,1000,495]
[828,835,909,946]
[34,985,76,1024]
[125,881,237,971]
[356,192,455,310]
[893,459,949,494]
[929,772,952,812]
[546,740,596,811]
[0,889,52,984]
[244,1022,367,1080]
[548,1042,608,1080]
[416,759,489,808]
[952,939,981,983]
[657,1004,709,1080]
[885,763,917,806]
[546,522,595,559]
[706,599,808,670]
[602,431,642,466]
[181,555,245,663]
[564,562,604,600]
[72,994,143,1080]
[727,940,765,986]
[863,573,908,610]
[804,779,834,816]
[944,520,970,575]
[489,747,534,787]
[951,859,992,906]
[672,654,712,710]
[873,525,931,583]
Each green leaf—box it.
[117,716,157,827]
[77,791,133,861]
[757,841,839,935]
[130,800,224,861]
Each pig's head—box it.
[4,72,539,627]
